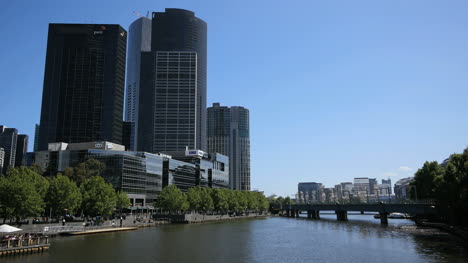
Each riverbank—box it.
[153,212,269,223]
[415,220,468,245]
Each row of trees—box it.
[412,147,468,225]
[0,165,130,222]
[158,185,270,214]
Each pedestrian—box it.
[112,219,115,227]
[62,218,66,226]
[120,217,123,227]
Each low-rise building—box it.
[394,177,414,200]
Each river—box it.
[5,213,468,263]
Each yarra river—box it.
[5,214,468,263]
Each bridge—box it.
[280,203,436,224]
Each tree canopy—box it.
[80,176,116,217]
[45,174,82,217]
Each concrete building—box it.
[138,9,207,153]
[381,179,392,195]
[38,24,127,150]
[125,17,152,151]
[207,103,251,190]
[298,182,323,203]
[0,126,18,174]
[353,177,370,202]
[394,177,414,200]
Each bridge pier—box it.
[379,212,388,224]
[307,210,312,218]
[316,210,320,219]
[336,211,348,221]
[295,210,299,218]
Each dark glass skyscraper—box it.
[138,9,207,153]
[38,24,127,150]
[0,126,18,174]
[125,17,152,150]
[207,103,251,190]
[14,134,28,167]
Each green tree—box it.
[235,191,248,213]
[247,191,259,212]
[80,176,116,217]
[212,189,229,214]
[115,191,131,214]
[0,167,49,222]
[66,159,106,185]
[157,185,189,213]
[412,161,444,199]
[187,186,203,211]
[199,187,214,213]
[45,174,82,218]
[227,190,239,213]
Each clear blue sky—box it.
[1,0,468,197]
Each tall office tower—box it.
[34,124,39,152]
[138,9,207,153]
[15,134,28,167]
[38,24,127,151]
[382,179,392,194]
[369,178,378,195]
[125,17,152,150]
[0,126,18,174]
[0,148,4,174]
[207,103,251,190]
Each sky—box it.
[1,0,468,197]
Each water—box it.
[5,214,468,263]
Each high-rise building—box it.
[34,124,39,152]
[382,179,392,195]
[369,178,378,195]
[207,103,251,190]
[125,17,152,151]
[138,9,207,153]
[0,126,18,174]
[15,134,28,167]
[0,148,5,174]
[38,24,127,150]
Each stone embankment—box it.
[154,213,269,223]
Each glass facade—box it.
[88,150,163,204]
[207,103,251,190]
[165,159,197,192]
[38,24,127,150]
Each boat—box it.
[374,213,409,219]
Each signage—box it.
[94,143,103,149]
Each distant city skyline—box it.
[1,0,468,197]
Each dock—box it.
[61,227,138,235]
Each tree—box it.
[212,189,229,214]
[45,174,82,218]
[412,161,444,199]
[187,186,203,211]
[247,191,259,212]
[80,176,116,217]
[0,167,49,222]
[66,159,106,185]
[157,185,189,213]
[115,191,131,214]
[199,187,214,213]
[235,191,248,213]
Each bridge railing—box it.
[293,199,435,205]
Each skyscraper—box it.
[138,9,207,153]
[207,103,251,190]
[125,17,152,150]
[38,24,127,150]
[34,124,39,152]
[0,126,18,174]
[14,134,28,167]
